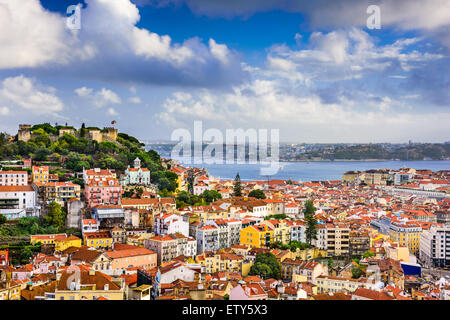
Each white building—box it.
[0,185,39,219]
[205,219,242,248]
[145,233,196,264]
[284,203,300,217]
[313,224,328,250]
[420,225,450,268]
[196,225,219,254]
[0,171,28,186]
[248,200,268,218]
[154,212,189,237]
[289,220,306,243]
[159,261,199,284]
[81,219,99,235]
[121,158,151,186]
[193,182,208,196]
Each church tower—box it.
[134,157,141,169]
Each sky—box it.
[0,0,449,143]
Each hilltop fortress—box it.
[17,124,118,143]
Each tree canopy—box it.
[233,173,242,197]
[249,252,281,279]
[248,189,266,199]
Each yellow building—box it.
[126,233,155,247]
[295,247,327,260]
[42,182,81,205]
[261,219,291,245]
[55,269,124,300]
[84,231,113,249]
[196,252,243,274]
[0,281,21,300]
[32,166,49,184]
[389,221,421,254]
[240,224,275,248]
[315,275,375,294]
[342,171,362,184]
[30,234,82,251]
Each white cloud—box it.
[0,0,94,69]
[128,96,142,104]
[0,0,245,87]
[75,87,122,107]
[0,106,9,115]
[95,88,122,107]
[107,108,119,116]
[75,86,94,97]
[0,75,64,114]
[156,28,450,142]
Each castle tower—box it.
[18,124,32,142]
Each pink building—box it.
[104,247,157,274]
[229,283,268,300]
[0,171,28,185]
[85,177,122,208]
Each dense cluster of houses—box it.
[1,158,450,300]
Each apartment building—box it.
[420,225,450,268]
[154,212,189,237]
[0,171,28,186]
[315,275,376,294]
[240,224,275,249]
[349,230,370,258]
[197,225,219,254]
[85,178,121,208]
[0,185,38,219]
[288,220,306,244]
[326,223,350,257]
[281,259,328,283]
[41,181,81,205]
[145,233,197,265]
[389,221,422,254]
[205,219,242,249]
[32,166,49,184]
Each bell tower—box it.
[134,157,141,169]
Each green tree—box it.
[0,215,7,225]
[303,199,316,217]
[248,189,266,199]
[46,201,66,230]
[304,200,317,245]
[20,246,34,264]
[249,252,281,279]
[362,250,375,259]
[201,190,222,203]
[352,267,363,279]
[233,173,242,197]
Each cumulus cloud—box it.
[0,0,95,69]
[0,0,246,87]
[157,28,450,142]
[75,87,122,107]
[0,75,64,114]
[74,86,93,97]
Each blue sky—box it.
[0,0,449,143]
